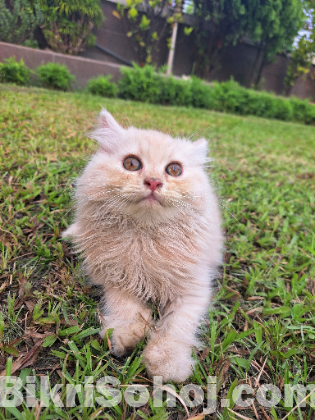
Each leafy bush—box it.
[0,0,43,46]
[87,75,118,97]
[273,98,294,121]
[37,63,75,90]
[160,77,192,106]
[0,57,30,85]
[246,90,275,118]
[119,64,160,102]
[210,80,248,114]
[190,76,213,108]
[40,0,104,55]
[290,97,315,124]
[118,65,315,124]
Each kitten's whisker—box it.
[187,129,205,140]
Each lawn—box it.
[0,83,315,420]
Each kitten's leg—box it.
[100,287,152,356]
[62,223,79,238]
[143,286,211,382]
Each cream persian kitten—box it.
[63,110,223,382]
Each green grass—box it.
[0,83,315,420]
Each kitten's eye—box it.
[123,156,142,171]
[165,162,182,177]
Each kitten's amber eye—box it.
[165,162,182,177]
[123,156,142,171]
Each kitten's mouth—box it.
[141,192,161,204]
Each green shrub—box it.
[204,79,315,123]
[305,106,315,125]
[211,80,249,115]
[118,65,315,124]
[37,63,75,90]
[119,64,160,103]
[87,75,118,97]
[246,91,275,118]
[273,98,294,121]
[0,57,30,85]
[289,97,315,124]
[190,77,214,108]
[160,77,192,106]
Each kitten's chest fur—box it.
[77,212,208,305]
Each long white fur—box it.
[63,110,224,382]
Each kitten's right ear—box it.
[89,109,125,154]
[191,138,209,164]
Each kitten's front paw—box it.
[100,322,149,356]
[143,337,194,382]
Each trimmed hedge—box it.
[117,64,315,125]
[1,59,315,124]
[118,64,161,103]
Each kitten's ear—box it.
[192,138,209,163]
[99,109,123,133]
[90,109,124,154]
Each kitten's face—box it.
[78,111,211,222]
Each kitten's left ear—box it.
[99,109,124,133]
[90,109,125,154]
[192,138,209,163]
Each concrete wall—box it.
[0,42,122,88]
[291,66,315,100]
[210,42,315,100]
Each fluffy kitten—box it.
[63,110,223,382]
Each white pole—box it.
[166,21,178,76]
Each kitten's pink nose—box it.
[144,178,163,192]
